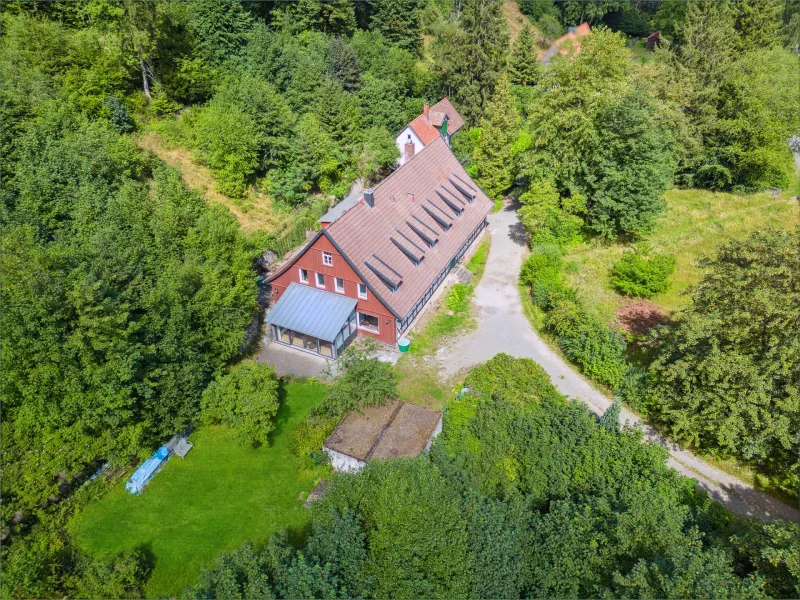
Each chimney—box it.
[404,141,415,162]
[364,188,374,208]
[423,102,429,121]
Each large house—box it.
[395,98,465,166]
[265,136,492,358]
[539,22,591,65]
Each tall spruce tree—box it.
[369,0,423,54]
[473,75,519,201]
[599,399,621,433]
[509,25,543,86]
[433,0,509,124]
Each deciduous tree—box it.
[648,229,800,478]
[201,362,280,446]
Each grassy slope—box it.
[71,382,326,598]
[139,130,297,235]
[502,0,530,44]
[555,187,798,503]
[563,188,799,321]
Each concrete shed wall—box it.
[324,447,365,473]
[425,415,443,452]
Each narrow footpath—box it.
[437,202,799,523]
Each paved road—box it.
[438,203,799,523]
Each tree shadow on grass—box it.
[133,541,157,586]
[285,520,313,549]
[264,382,292,447]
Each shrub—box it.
[288,416,338,467]
[316,341,397,419]
[545,298,627,389]
[201,362,280,446]
[611,247,675,298]
[520,245,566,309]
[617,365,652,416]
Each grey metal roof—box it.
[266,282,357,341]
[319,190,361,223]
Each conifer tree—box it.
[369,0,423,54]
[314,78,361,146]
[433,0,509,124]
[473,75,519,202]
[599,399,621,433]
[509,25,543,87]
[732,0,783,51]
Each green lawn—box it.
[563,187,799,321]
[70,381,326,598]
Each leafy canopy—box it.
[201,362,281,446]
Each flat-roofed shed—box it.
[323,401,443,472]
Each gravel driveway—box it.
[438,202,799,523]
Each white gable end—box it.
[395,126,426,166]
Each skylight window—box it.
[407,220,437,248]
[390,236,424,266]
[436,191,463,217]
[423,202,452,231]
[449,176,477,203]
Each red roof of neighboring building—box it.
[647,31,661,39]
[429,98,465,134]
[408,97,466,145]
[539,22,591,64]
[275,138,489,320]
[408,114,441,145]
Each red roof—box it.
[429,98,465,134]
[408,98,466,146]
[408,114,441,145]
[324,138,492,319]
[647,31,661,39]
[539,22,591,63]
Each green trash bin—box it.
[398,337,411,352]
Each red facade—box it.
[269,234,398,345]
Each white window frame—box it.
[358,311,379,333]
[335,277,345,293]
[358,283,368,299]
[298,268,309,284]
[315,272,325,288]
[322,251,333,267]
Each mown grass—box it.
[563,187,799,320]
[70,382,326,599]
[466,237,491,280]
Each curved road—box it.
[437,203,799,523]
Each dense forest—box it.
[2,0,799,597]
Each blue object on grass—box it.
[125,446,170,495]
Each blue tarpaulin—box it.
[125,446,170,495]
